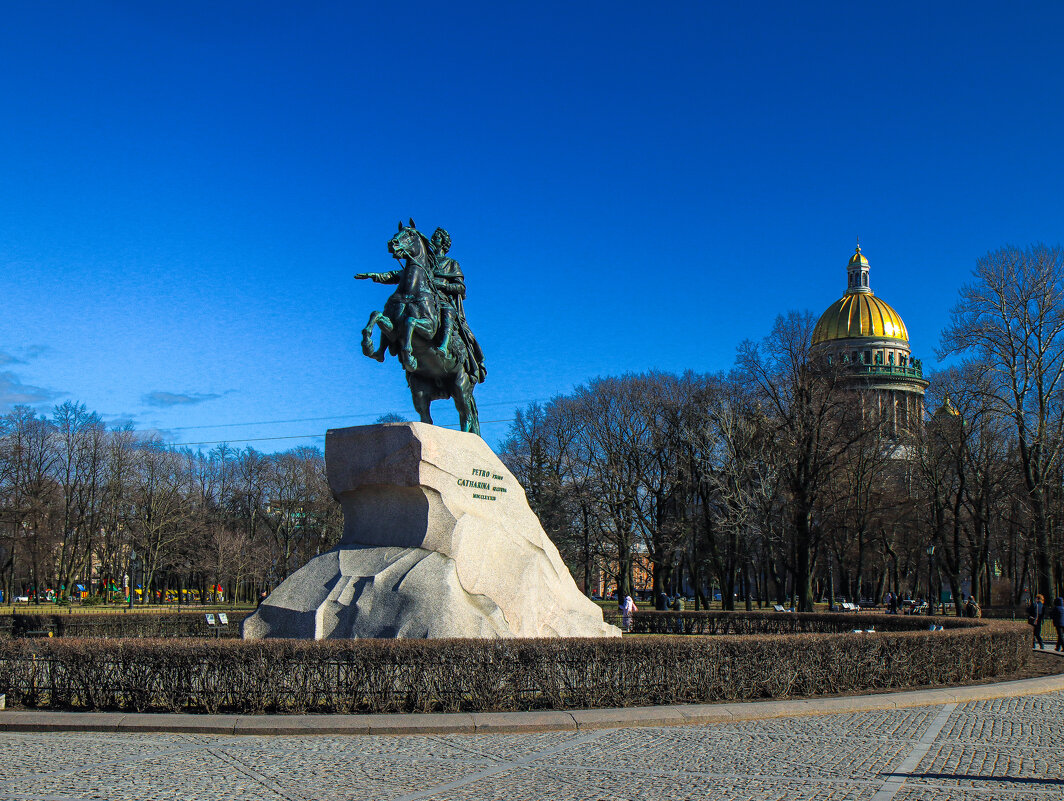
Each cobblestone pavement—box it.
[1,692,1062,801]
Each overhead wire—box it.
[163,397,548,432]
[105,393,554,449]
[168,417,518,448]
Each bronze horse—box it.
[356,221,482,435]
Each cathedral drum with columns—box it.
[811,245,928,435]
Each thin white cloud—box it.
[0,370,59,411]
[143,390,225,408]
[101,413,140,428]
[22,345,51,360]
[0,345,52,366]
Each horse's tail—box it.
[467,394,481,436]
[405,371,451,401]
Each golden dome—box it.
[812,292,909,344]
[938,396,961,417]
[848,247,869,268]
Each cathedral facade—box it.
[811,245,928,433]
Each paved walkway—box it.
[2,673,1063,800]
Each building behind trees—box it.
[0,406,342,606]
[499,244,1063,614]
[2,245,1061,615]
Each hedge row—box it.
[4,611,250,639]
[1,609,953,641]
[609,610,980,635]
[0,618,1027,713]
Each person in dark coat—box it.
[670,594,685,633]
[1051,597,1064,652]
[1027,593,1046,649]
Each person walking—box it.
[1051,597,1064,652]
[671,594,685,633]
[1027,593,1046,649]
[621,594,637,633]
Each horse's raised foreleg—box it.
[361,310,387,361]
[361,312,378,356]
[399,316,436,372]
[362,313,395,362]
[372,315,395,361]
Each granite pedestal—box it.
[243,423,618,639]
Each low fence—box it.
[3,612,250,639]
[0,617,1028,714]
[606,610,981,635]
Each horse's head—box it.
[387,219,433,267]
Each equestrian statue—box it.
[355,220,487,435]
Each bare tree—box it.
[703,377,779,610]
[738,312,869,611]
[940,245,1064,599]
[0,407,57,601]
[99,425,137,598]
[499,399,604,594]
[130,440,187,603]
[52,402,106,601]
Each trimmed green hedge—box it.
[0,617,1028,713]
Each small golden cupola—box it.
[847,243,871,292]
[812,244,909,345]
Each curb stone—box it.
[1,673,1062,736]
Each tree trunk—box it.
[794,513,814,612]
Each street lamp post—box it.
[23,522,38,606]
[828,551,836,610]
[128,548,135,610]
[926,543,936,616]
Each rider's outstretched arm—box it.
[354,271,402,284]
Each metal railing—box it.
[849,365,924,379]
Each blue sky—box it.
[1,1,1062,449]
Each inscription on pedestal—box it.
[457,467,507,501]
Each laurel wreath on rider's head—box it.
[431,227,451,255]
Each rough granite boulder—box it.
[243,422,619,639]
